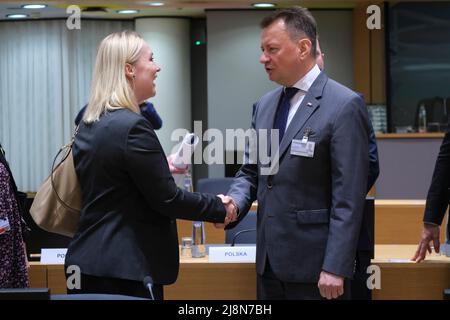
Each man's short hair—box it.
[260,7,317,57]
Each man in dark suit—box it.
[413,115,450,262]
[223,7,369,299]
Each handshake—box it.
[167,155,238,227]
[216,194,238,228]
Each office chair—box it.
[0,288,50,300]
[225,211,257,245]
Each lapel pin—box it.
[306,102,312,107]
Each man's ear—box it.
[298,38,312,60]
[125,63,135,79]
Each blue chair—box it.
[225,211,257,245]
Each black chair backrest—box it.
[363,197,375,257]
[0,288,50,300]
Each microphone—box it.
[143,276,155,300]
[231,228,256,247]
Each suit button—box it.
[267,182,273,189]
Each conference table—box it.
[371,245,450,300]
[29,244,450,300]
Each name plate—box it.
[40,248,67,265]
[208,246,256,263]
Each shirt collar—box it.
[289,64,321,93]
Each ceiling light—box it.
[22,4,47,9]
[253,3,275,8]
[148,2,164,6]
[6,14,29,19]
[117,9,139,14]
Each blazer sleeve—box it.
[322,94,369,279]
[423,119,450,225]
[125,118,226,223]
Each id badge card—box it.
[291,139,315,158]
[0,217,11,235]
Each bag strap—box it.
[50,126,80,213]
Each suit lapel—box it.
[259,87,283,159]
[270,72,328,172]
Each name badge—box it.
[291,139,315,158]
[0,217,11,235]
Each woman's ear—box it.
[125,63,135,79]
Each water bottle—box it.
[191,221,206,258]
[183,172,206,258]
[183,172,193,192]
[418,104,427,133]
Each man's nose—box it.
[260,52,269,64]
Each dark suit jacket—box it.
[423,116,450,232]
[65,109,226,285]
[250,104,380,254]
[228,72,369,282]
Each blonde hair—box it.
[83,30,145,123]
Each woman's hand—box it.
[167,154,188,174]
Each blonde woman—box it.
[65,31,236,299]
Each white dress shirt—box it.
[285,64,321,131]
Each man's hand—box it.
[317,271,344,300]
[215,194,238,228]
[166,154,188,174]
[412,223,441,263]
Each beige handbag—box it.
[30,128,81,237]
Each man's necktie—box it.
[273,87,299,143]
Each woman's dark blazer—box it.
[65,108,226,285]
